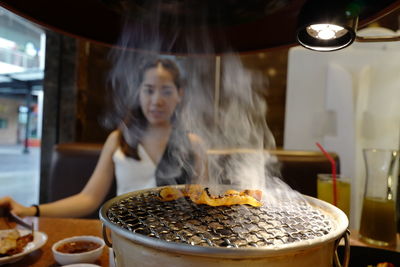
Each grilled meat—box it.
[159,185,262,207]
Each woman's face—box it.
[139,65,182,126]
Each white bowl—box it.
[52,235,105,266]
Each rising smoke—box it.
[105,0,304,204]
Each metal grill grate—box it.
[107,190,333,248]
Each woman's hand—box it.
[0,196,36,217]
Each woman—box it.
[0,57,204,217]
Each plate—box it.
[0,229,48,266]
[337,245,400,266]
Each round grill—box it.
[106,189,333,248]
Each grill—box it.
[101,186,350,267]
[106,189,333,248]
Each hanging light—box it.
[296,0,358,51]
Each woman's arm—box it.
[188,133,208,184]
[0,130,120,218]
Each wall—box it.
[241,50,289,147]
[73,41,289,147]
[75,42,111,143]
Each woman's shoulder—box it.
[108,130,120,140]
[188,133,203,145]
[103,130,121,152]
[187,133,206,157]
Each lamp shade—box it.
[297,0,358,51]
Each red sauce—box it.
[56,241,101,254]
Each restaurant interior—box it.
[0,0,400,266]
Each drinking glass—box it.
[317,174,351,218]
[359,149,399,246]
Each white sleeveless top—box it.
[112,145,157,195]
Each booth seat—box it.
[47,143,339,218]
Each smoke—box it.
[104,0,304,204]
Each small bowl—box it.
[52,236,105,266]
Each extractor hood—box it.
[1,0,400,54]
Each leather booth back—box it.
[48,143,116,218]
[270,150,340,197]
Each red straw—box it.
[316,142,337,206]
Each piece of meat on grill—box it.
[376,263,395,267]
[159,187,185,201]
[159,185,262,207]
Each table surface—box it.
[0,216,399,267]
[348,230,400,252]
[0,217,109,267]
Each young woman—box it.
[0,57,204,217]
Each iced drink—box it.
[317,174,351,217]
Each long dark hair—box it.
[118,57,184,160]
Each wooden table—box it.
[0,217,109,267]
[1,217,399,266]
[349,230,400,252]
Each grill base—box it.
[111,230,336,267]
